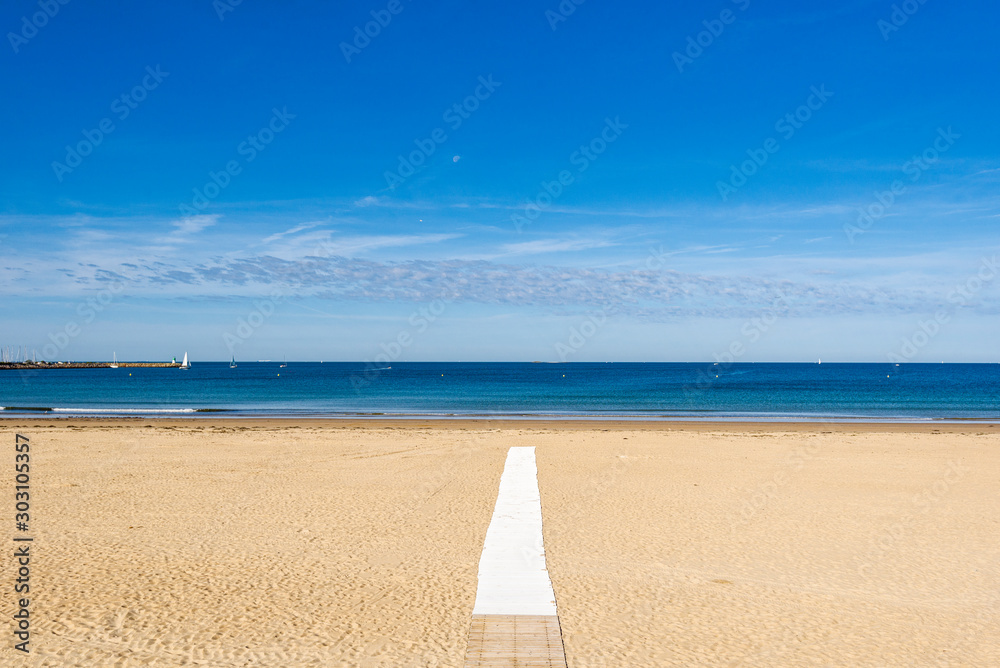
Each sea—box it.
[2,362,998,422]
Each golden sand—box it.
[1,420,997,667]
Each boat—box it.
[110,352,118,369]
[230,355,237,369]
[179,352,191,369]
[279,355,287,368]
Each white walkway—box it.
[465,446,567,667]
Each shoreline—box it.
[2,416,997,433]
[4,409,999,424]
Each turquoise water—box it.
[2,362,999,421]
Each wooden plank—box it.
[464,614,568,667]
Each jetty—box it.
[0,362,182,370]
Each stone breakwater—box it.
[0,362,182,370]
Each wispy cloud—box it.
[155,214,219,244]
[308,233,462,257]
[29,253,988,320]
[261,221,324,245]
[500,238,616,255]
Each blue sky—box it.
[1,0,998,362]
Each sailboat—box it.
[230,355,237,369]
[110,352,118,369]
[279,355,287,368]
[179,352,191,369]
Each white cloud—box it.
[57,253,979,321]
[172,215,218,236]
[501,238,616,255]
[262,221,324,245]
[155,215,220,244]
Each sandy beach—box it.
[1,420,997,667]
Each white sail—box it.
[110,352,118,369]
[180,352,190,369]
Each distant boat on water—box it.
[179,352,190,369]
[280,355,287,368]
[230,355,237,369]
[110,352,118,369]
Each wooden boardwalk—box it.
[464,615,567,667]
[463,448,568,667]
